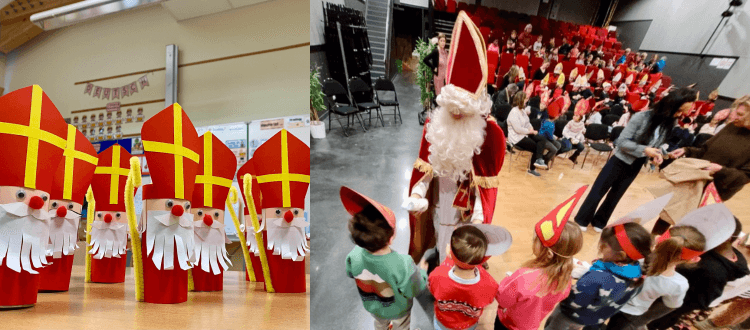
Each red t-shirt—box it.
[428,261,499,330]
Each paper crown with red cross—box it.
[251,129,309,209]
[50,125,98,204]
[535,186,587,247]
[237,159,262,216]
[191,132,237,210]
[140,103,201,201]
[445,11,488,97]
[0,85,68,194]
[91,144,132,212]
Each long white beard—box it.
[89,221,128,259]
[0,202,51,274]
[47,213,80,259]
[194,221,232,275]
[143,211,195,271]
[266,216,309,262]
[241,211,262,257]
[427,84,489,182]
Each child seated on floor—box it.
[341,186,427,330]
[495,187,585,330]
[429,225,500,330]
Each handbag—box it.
[561,138,572,151]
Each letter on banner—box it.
[112,88,120,99]
[129,82,138,94]
[103,88,110,100]
[85,83,94,95]
[93,86,102,98]
[139,75,149,88]
[121,86,129,98]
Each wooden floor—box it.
[472,152,750,329]
[4,266,310,329]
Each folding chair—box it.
[322,79,367,136]
[349,77,384,128]
[373,77,402,125]
[580,124,613,169]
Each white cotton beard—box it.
[47,213,80,259]
[88,221,128,259]
[194,221,232,275]
[145,210,195,271]
[266,216,309,262]
[427,84,489,182]
[0,202,51,274]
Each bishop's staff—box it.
[227,186,256,282]
[242,174,274,292]
[84,187,95,283]
[125,156,144,301]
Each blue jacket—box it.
[653,59,666,73]
[558,261,643,325]
[616,54,628,65]
[540,119,555,141]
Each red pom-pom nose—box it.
[29,196,45,210]
[104,214,113,223]
[203,214,213,227]
[284,210,294,223]
[56,206,67,218]
[171,205,184,217]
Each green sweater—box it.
[346,246,428,319]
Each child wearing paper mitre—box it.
[606,225,706,330]
[341,187,427,330]
[545,222,653,330]
[495,186,585,330]
[429,225,502,330]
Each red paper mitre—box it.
[535,186,588,247]
[445,11,488,96]
[340,186,396,229]
[252,129,309,209]
[141,103,200,201]
[0,85,68,194]
[51,125,98,204]
[192,132,237,209]
[91,144,132,212]
[700,182,721,207]
[237,159,262,216]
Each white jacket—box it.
[507,106,533,145]
[563,120,586,144]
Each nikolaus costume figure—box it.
[189,132,235,292]
[137,103,200,304]
[87,144,133,283]
[0,85,68,308]
[244,129,310,293]
[38,125,98,291]
[403,11,506,264]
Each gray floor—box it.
[310,73,437,330]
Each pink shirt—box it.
[495,268,571,330]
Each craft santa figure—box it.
[544,63,565,90]
[136,103,200,304]
[237,160,267,284]
[87,144,132,283]
[402,11,506,264]
[189,132,235,292]
[0,85,68,308]
[38,125,97,291]
[245,129,310,293]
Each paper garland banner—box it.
[84,74,149,100]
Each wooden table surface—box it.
[4,266,310,329]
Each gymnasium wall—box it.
[612,0,750,98]
[4,0,309,137]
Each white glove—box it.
[402,197,428,213]
[571,258,591,279]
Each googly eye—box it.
[41,195,48,202]
[16,190,26,200]
[197,210,203,217]
[116,213,121,219]
[51,201,58,208]
[293,210,300,216]
[185,203,190,210]
[275,210,282,215]
[68,203,74,210]
[97,213,102,219]
[214,212,220,218]
[166,200,174,208]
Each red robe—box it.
[407,118,505,262]
[38,254,76,291]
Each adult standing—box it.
[423,33,449,96]
[574,88,698,232]
[650,96,750,234]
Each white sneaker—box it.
[594,227,603,233]
[579,225,588,232]
[535,159,548,169]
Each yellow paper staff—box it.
[227,186,256,282]
[187,269,195,292]
[125,156,144,301]
[242,174,274,292]
[84,186,95,283]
